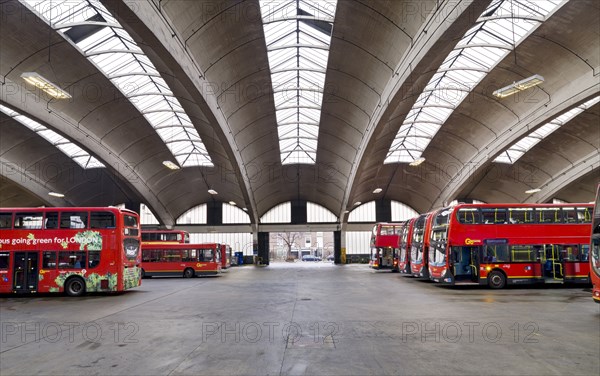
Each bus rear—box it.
[591,185,600,303]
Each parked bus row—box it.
[591,185,600,303]
[0,209,236,296]
[371,203,597,296]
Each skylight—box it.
[494,96,600,164]
[260,0,338,165]
[385,0,564,164]
[21,0,213,168]
[0,104,104,168]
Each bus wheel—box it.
[183,268,195,278]
[488,271,506,289]
[65,277,86,297]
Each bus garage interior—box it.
[1,1,599,375]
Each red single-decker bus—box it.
[428,203,593,288]
[141,243,221,278]
[0,207,141,296]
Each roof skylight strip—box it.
[494,96,600,164]
[0,104,105,169]
[385,0,564,164]
[21,0,213,168]
[260,0,338,165]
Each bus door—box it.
[13,252,38,293]
[381,247,394,267]
[451,246,479,282]
[542,244,563,280]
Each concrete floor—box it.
[1,262,598,376]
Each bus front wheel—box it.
[183,268,195,278]
[65,277,86,297]
[488,271,506,289]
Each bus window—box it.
[562,207,577,223]
[60,212,88,229]
[201,249,214,261]
[45,212,59,229]
[538,208,560,223]
[457,209,480,224]
[0,213,11,229]
[481,208,507,224]
[42,252,57,268]
[58,251,87,269]
[123,215,138,228]
[577,207,592,223]
[511,245,534,262]
[484,244,509,262]
[90,212,116,228]
[508,208,534,224]
[15,212,43,229]
[0,253,9,269]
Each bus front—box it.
[428,208,451,283]
[410,215,427,278]
[121,210,141,291]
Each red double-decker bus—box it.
[397,218,416,274]
[369,223,402,271]
[591,185,600,303]
[141,243,221,278]
[141,229,190,245]
[410,211,436,278]
[220,243,232,269]
[428,203,593,288]
[0,207,141,296]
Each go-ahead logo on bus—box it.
[465,238,482,245]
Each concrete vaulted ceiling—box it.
[0,0,598,224]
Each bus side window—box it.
[42,252,57,268]
[90,212,116,228]
[60,212,88,229]
[15,212,43,229]
[0,213,13,229]
[45,212,59,229]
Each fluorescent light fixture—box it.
[373,188,383,194]
[354,201,362,206]
[242,207,248,211]
[409,157,426,166]
[48,192,65,198]
[208,189,218,195]
[493,74,544,98]
[21,72,72,99]
[162,160,180,170]
[525,188,541,194]
[343,210,350,214]
[228,201,236,206]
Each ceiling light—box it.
[409,157,426,166]
[242,207,248,211]
[343,210,350,214]
[525,188,541,194]
[162,160,180,170]
[373,188,383,194]
[48,192,65,198]
[229,201,236,206]
[493,74,544,98]
[21,72,72,99]
[354,201,362,206]
[208,189,218,195]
